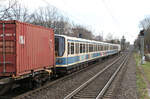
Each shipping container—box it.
[0,20,55,77]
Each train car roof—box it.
[55,34,120,46]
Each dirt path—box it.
[113,54,138,99]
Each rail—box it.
[64,54,128,99]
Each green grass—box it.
[142,61,150,83]
[134,53,150,99]
[136,66,148,99]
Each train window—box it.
[104,45,106,50]
[90,44,92,52]
[93,45,95,51]
[100,45,102,51]
[95,45,97,51]
[103,45,105,50]
[103,45,105,51]
[89,44,92,52]
[98,45,100,51]
[92,44,94,52]
[55,36,65,56]
[89,44,91,52]
[80,44,83,53]
[83,44,85,53]
[90,44,93,52]
[115,46,118,49]
[71,43,74,54]
[68,42,70,55]
[93,45,94,52]
[101,45,103,51]
[96,45,98,51]
[96,45,97,51]
[86,44,88,53]
[75,43,79,54]
[113,46,115,49]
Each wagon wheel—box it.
[0,84,12,95]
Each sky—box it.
[2,0,150,44]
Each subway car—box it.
[55,34,121,74]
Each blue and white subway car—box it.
[55,34,121,74]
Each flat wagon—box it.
[0,20,55,95]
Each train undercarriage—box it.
[0,70,53,95]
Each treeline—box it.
[135,16,150,53]
[0,0,120,43]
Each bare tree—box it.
[0,0,30,22]
[139,17,150,30]
[94,32,103,41]
[72,25,94,40]
[0,0,95,40]
[105,33,120,44]
[105,33,113,41]
[29,6,72,35]
[0,0,17,20]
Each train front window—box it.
[55,36,65,56]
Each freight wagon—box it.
[0,20,121,95]
[0,20,55,95]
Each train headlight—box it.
[57,59,63,64]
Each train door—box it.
[75,42,79,63]
[67,41,70,66]
[55,36,65,66]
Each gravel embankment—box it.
[28,55,120,99]
[113,54,138,99]
[72,55,125,99]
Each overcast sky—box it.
[3,0,150,44]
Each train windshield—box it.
[55,36,65,57]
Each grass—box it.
[142,61,150,83]
[134,53,150,99]
[136,66,148,99]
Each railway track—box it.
[64,53,129,99]
[0,54,121,99]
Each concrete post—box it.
[140,36,144,64]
